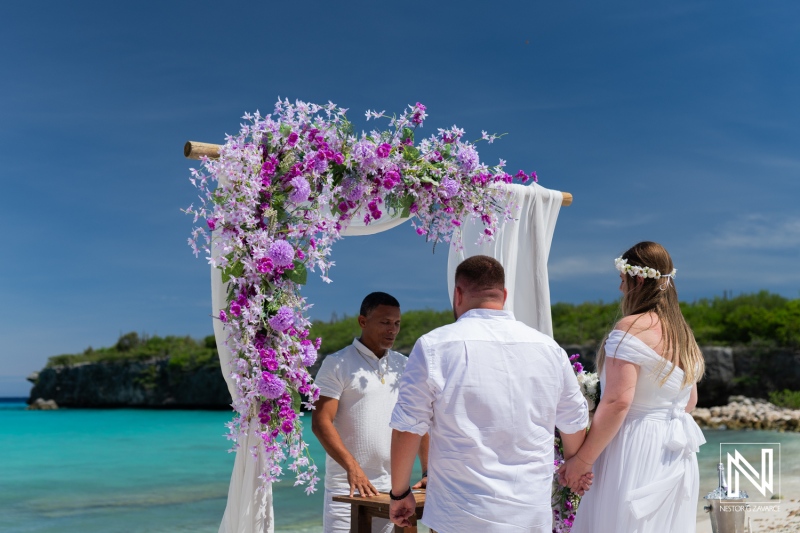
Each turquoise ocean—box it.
[2,398,798,532]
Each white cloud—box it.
[548,255,611,280]
[711,214,800,250]
[587,213,658,228]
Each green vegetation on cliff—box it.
[46,332,219,370]
[682,291,800,347]
[43,291,799,368]
[552,290,800,347]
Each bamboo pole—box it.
[183,141,573,206]
[184,141,221,160]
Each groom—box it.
[388,255,590,532]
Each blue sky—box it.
[1,1,798,396]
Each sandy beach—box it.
[696,498,800,533]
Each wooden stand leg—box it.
[350,503,372,532]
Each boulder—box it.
[26,398,58,410]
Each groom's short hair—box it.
[455,255,505,292]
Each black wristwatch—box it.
[421,470,428,478]
[389,486,412,500]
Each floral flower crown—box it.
[614,257,677,285]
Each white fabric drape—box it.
[211,203,409,533]
[212,241,275,533]
[447,183,563,337]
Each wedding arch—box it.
[184,99,572,533]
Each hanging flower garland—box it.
[184,98,537,493]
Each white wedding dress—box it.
[571,330,706,533]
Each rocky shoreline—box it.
[692,396,800,432]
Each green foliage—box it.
[46,332,219,370]
[285,262,308,285]
[554,291,800,348]
[134,365,159,390]
[393,309,453,353]
[768,389,800,409]
[682,291,800,346]
[551,301,619,346]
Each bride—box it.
[560,241,706,533]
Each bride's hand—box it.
[558,455,593,493]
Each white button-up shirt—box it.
[315,338,407,492]
[390,309,588,532]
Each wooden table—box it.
[332,490,426,533]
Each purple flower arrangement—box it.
[185,98,537,493]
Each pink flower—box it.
[376,143,391,158]
[257,257,274,273]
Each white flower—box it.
[615,256,676,282]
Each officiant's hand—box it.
[412,473,427,489]
[346,463,379,497]
[558,456,594,494]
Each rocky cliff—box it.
[564,344,800,408]
[27,358,231,409]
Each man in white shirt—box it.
[312,292,428,533]
[388,255,590,533]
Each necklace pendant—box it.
[381,377,386,384]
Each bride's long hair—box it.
[596,241,705,387]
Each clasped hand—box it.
[557,455,594,496]
[389,491,416,527]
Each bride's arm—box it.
[685,384,698,413]
[560,356,639,490]
[576,357,639,464]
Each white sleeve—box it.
[555,349,589,434]
[314,354,345,400]
[390,338,434,436]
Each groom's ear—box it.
[502,288,508,305]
